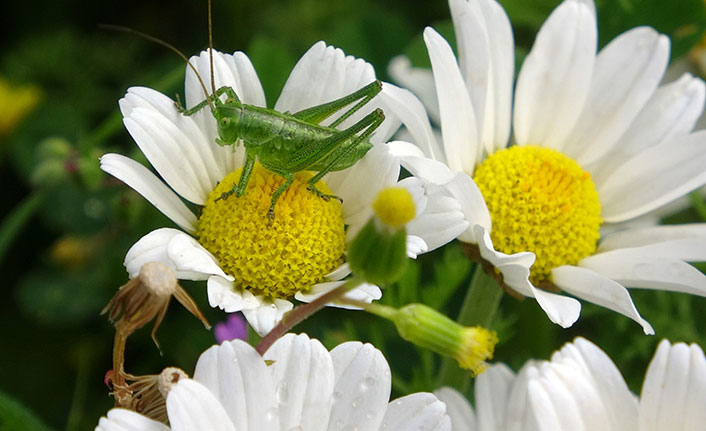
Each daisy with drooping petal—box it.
[102,41,468,335]
[435,337,706,431]
[387,0,706,333]
[95,333,452,431]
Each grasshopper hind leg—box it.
[304,108,385,203]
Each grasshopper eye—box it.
[226,98,236,104]
[220,117,231,127]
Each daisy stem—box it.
[255,277,364,355]
[434,264,502,390]
[690,190,706,221]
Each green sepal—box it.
[347,219,408,286]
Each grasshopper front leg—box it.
[215,151,256,202]
[177,86,241,116]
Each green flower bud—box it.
[392,304,497,376]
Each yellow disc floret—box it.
[372,187,416,228]
[473,146,602,284]
[197,164,345,299]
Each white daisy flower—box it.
[386,0,706,333]
[435,337,706,430]
[95,333,452,431]
[102,41,468,336]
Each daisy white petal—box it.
[207,276,261,312]
[100,154,197,232]
[124,228,230,281]
[186,50,266,108]
[166,379,236,431]
[593,237,706,262]
[329,342,392,430]
[555,338,638,429]
[564,27,670,165]
[388,141,454,184]
[513,0,596,151]
[442,338,706,431]
[325,262,351,281]
[264,334,334,431]
[193,339,280,431]
[388,56,440,125]
[474,363,515,431]
[451,0,514,155]
[476,226,581,328]
[276,41,374,114]
[599,130,706,222]
[120,88,218,203]
[407,192,469,253]
[639,340,706,431]
[95,409,170,431]
[442,174,491,242]
[382,393,451,431]
[406,235,429,258]
[590,73,706,184]
[294,281,382,310]
[328,144,400,234]
[379,83,441,160]
[598,224,706,251]
[579,250,706,297]
[185,50,262,176]
[433,387,477,431]
[552,265,654,334]
[424,27,479,173]
[242,298,294,336]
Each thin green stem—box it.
[0,191,44,265]
[255,277,363,355]
[435,265,503,391]
[690,190,706,222]
[65,343,91,431]
[342,298,398,320]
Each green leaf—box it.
[0,389,53,431]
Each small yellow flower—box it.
[0,77,41,136]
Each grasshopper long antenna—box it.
[100,24,215,113]
[208,0,217,97]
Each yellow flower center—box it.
[473,146,602,284]
[372,187,416,228]
[197,164,345,299]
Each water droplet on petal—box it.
[265,407,279,422]
[276,381,289,403]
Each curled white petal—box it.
[124,228,230,281]
[100,154,197,232]
[242,298,294,336]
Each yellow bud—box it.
[372,187,416,228]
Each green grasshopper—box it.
[178,79,385,220]
[107,0,386,221]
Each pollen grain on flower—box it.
[197,163,346,299]
[473,145,602,283]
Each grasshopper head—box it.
[214,107,241,147]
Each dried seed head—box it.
[138,262,178,298]
[102,261,210,349]
[119,368,190,423]
[158,367,189,399]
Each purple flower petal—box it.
[214,312,248,343]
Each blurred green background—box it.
[2,0,706,429]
